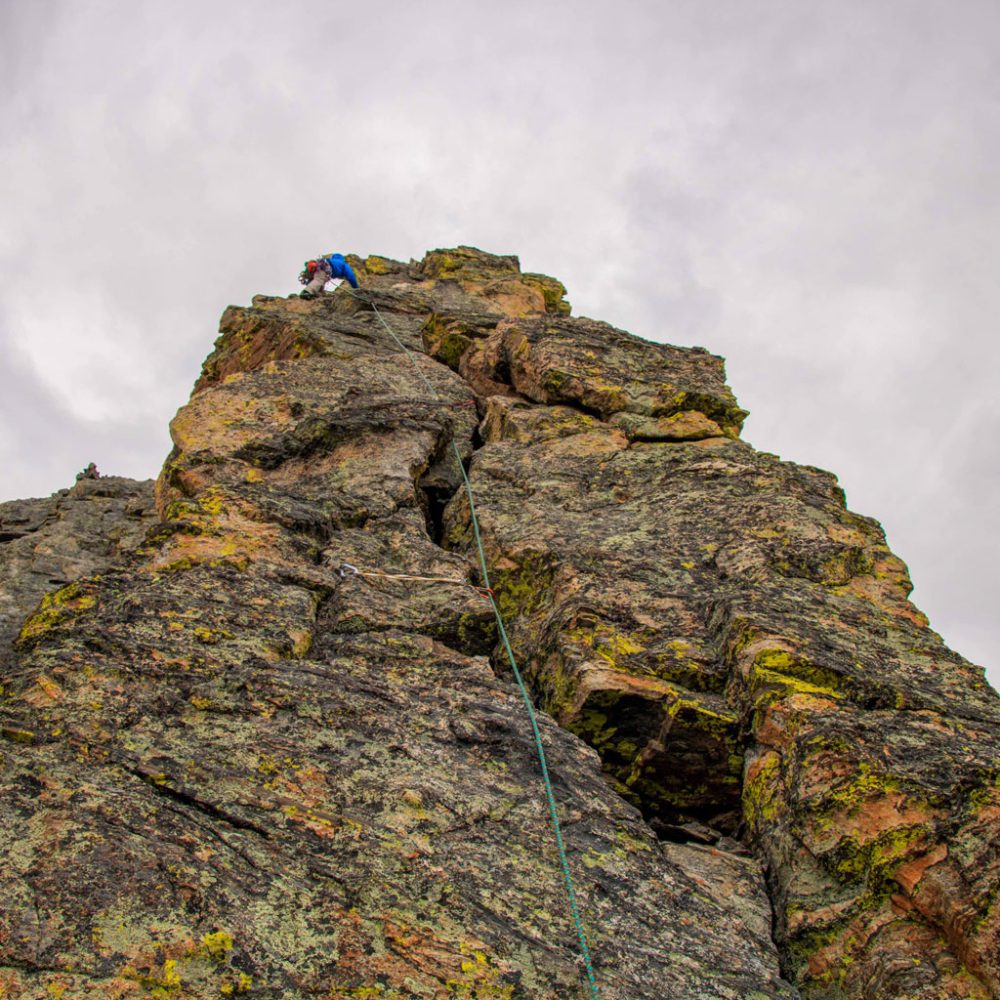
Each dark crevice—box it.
[0,960,78,978]
[493,353,512,388]
[121,763,272,841]
[235,411,441,471]
[421,485,452,546]
[143,795,265,874]
[487,644,514,683]
[492,384,609,424]
[649,815,744,846]
[546,394,609,423]
[415,414,476,546]
[318,619,494,659]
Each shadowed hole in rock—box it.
[420,484,452,546]
[565,687,744,839]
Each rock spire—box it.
[1,247,997,998]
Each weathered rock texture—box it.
[0,478,157,671]
[1,246,997,999]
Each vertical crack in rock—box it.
[2,247,997,999]
[417,480,453,547]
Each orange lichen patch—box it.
[3,972,141,1000]
[891,853,998,994]
[479,397,604,446]
[871,551,913,588]
[928,968,992,999]
[23,674,66,707]
[273,764,330,809]
[894,843,949,895]
[786,692,840,715]
[287,626,313,658]
[269,295,322,314]
[890,891,916,914]
[812,611,863,637]
[754,693,839,748]
[481,278,547,316]
[821,793,939,848]
[149,488,288,571]
[319,907,513,996]
[839,573,930,626]
[146,525,278,574]
[966,899,1000,992]
[915,869,978,944]
[545,429,628,458]
[795,754,875,802]
[745,750,781,787]
[657,410,724,439]
[155,466,207,514]
[815,915,990,999]
[194,308,330,393]
[259,762,348,839]
[237,430,433,490]
[170,390,297,459]
[751,708,790,750]
[277,799,349,840]
[380,918,508,990]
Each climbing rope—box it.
[345,287,602,999]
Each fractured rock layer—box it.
[1,246,997,999]
[0,478,156,672]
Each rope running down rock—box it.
[345,286,602,1000]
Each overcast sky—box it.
[2,0,997,689]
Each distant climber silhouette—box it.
[298,253,359,299]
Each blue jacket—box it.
[324,253,359,289]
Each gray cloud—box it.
[2,0,997,686]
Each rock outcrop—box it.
[0,478,157,672]
[1,246,997,999]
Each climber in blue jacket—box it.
[299,253,360,298]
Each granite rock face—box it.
[1,247,997,999]
[0,478,157,672]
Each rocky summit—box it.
[1,247,998,1000]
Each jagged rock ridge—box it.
[0,246,997,999]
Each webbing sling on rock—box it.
[343,288,602,999]
[336,561,495,600]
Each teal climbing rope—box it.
[349,288,602,999]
